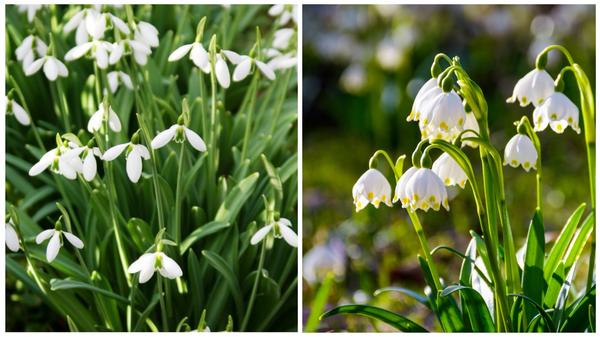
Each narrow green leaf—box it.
[563,213,593,271]
[559,285,595,332]
[509,294,556,332]
[179,221,230,254]
[522,209,545,322]
[544,203,587,280]
[441,284,495,332]
[373,287,430,309]
[320,304,427,332]
[50,278,130,304]
[214,172,259,223]
[201,250,243,320]
[305,272,335,332]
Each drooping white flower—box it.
[432,153,468,188]
[107,71,133,93]
[404,167,449,212]
[25,56,69,81]
[66,142,103,182]
[109,39,152,66]
[303,239,346,284]
[352,168,393,212]
[533,92,580,134]
[64,8,129,44]
[15,35,47,71]
[134,21,159,48]
[35,228,84,262]
[393,166,418,207]
[268,4,297,25]
[419,90,466,141]
[28,145,82,180]
[230,54,276,82]
[128,251,183,283]
[17,5,44,23]
[461,112,480,148]
[167,42,209,69]
[102,141,150,183]
[504,134,538,172]
[64,39,113,69]
[250,218,298,247]
[6,221,20,252]
[272,28,295,50]
[215,54,231,88]
[5,98,31,126]
[87,101,122,133]
[507,68,555,107]
[267,53,297,71]
[151,124,207,152]
[407,77,443,122]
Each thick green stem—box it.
[157,276,168,331]
[407,210,443,291]
[241,240,266,331]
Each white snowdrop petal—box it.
[43,57,59,81]
[120,72,133,89]
[110,14,130,35]
[75,22,89,45]
[278,223,298,247]
[36,38,48,57]
[16,35,33,60]
[126,151,143,183]
[133,50,148,65]
[233,58,252,82]
[222,50,242,64]
[36,229,55,244]
[168,43,193,62]
[151,125,177,149]
[6,224,20,252]
[278,218,292,228]
[128,253,154,273]
[215,56,230,88]
[28,151,55,176]
[129,40,152,55]
[190,43,209,69]
[159,253,183,279]
[46,231,61,262]
[95,45,109,69]
[109,42,124,65]
[25,58,45,76]
[12,101,31,125]
[108,108,122,132]
[102,143,129,160]
[107,71,119,93]
[87,110,103,132]
[59,157,77,179]
[65,42,93,61]
[64,11,85,33]
[55,59,69,77]
[134,145,151,160]
[269,4,284,16]
[63,231,84,249]
[184,127,207,152]
[255,61,276,80]
[83,152,97,181]
[250,225,273,245]
[138,259,156,283]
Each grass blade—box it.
[320,304,428,332]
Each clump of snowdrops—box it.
[5,4,298,332]
[321,46,595,332]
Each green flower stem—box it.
[207,35,219,217]
[157,275,169,331]
[407,210,443,292]
[518,116,543,213]
[173,142,186,243]
[241,239,266,331]
[368,149,398,180]
[12,219,48,295]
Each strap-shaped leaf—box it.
[560,285,595,332]
[441,284,495,332]
[50,278,130,304]
[320,304,427,332]
[202,250,243,319]
[179,221,230,254]
[522,209,545,322]
[509,294,556,332]
[563,213,593,271]
[544,203,587,280]
[214,172,259,222]
[374,287,431,309]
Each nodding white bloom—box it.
[64,39,113,69]
[25,56,68,81]
[88,101,122,133]
[6,221,20,252]
[461,112,480,148]
[28,145,82,180]
[268,4,297,25]
[64,9,129,45]
[230,54,276,82]
[507,68,555,107]
[17,5,43,23]
[404,167,449,212]
[533,92,580,134]
[167,41,209,69]
[107,71,133,93]
[272,28,295,50]
[250,218,298,247]
[15,35,47,71]
[432,153,468,188]
[267,53,297,71]
[128,251,183,283]
[35,228,84,262]
[109,39,152,66]
[503,134,537,172]
[214,54,231,88]
[5,98,31,126]
[151,124,207,152]
[393,166,418,207]
[134,21,159,48]
[66,143,103,181]
[102,141,150,183]
[407,77,442,122]
[303,239,346,284]
[419,90,466,141]
[352,168,393,212]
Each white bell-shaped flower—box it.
[393,166,418,207]
[88,101,122,133]
[25,56,69,81]
[268,4,297,25]
[17,5,43,23]
[109,39,152,66]
[404,168,449,212]
[15,35,47,71]
[215,54,231,88]
[64,39,113,69]
[507,69,555,107]
[151,124,207,152]
[408,77,442,122]
[250,218,298,247]
[231,55,276,82]
[28,145,82,180]
[461,112,480,148]
[352,168,393,212]
[533,92,580,134]
[419,90,466,141]
[503,134,538,172]
[272,28,295,50]
[66,143,103,182]
[6,221,20,252]
[107,71,133,93]
[266,52,297,71]
[102,141,150,183]
[134,21,159,48]
[6,98,31,126]
[128,251,183,284]
[168,42,209,69]
[432,153,468,188]
[35,228,84,262]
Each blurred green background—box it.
[302,4,595,332]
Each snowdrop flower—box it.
[432,153,468,188]
[268,4,297,25]
[64,39,113,69]
[168,41,209,69]
[28,142,82,180]
[404,167,449,212]
[15,35,47,71]
[128,251,183,283]
[352,168,393,212]
[230,54,276,82]
[419,90,466,141]
[102,136,150,183]
[461,112,480,148]
[214,54,231,88]
[109,39,152,66]
[5,98,31,126]
[64,9,129,45]
[303,239,346,284]
[407,77,443,122]
[507,68,555,107]
[393,166,418,207]
[265,49,297,71]
[88,101,122,133]
[25,56,68,81]
[6,221,20,252]
[107,71,133,93]
[151,122,207,152]
[533,92,580,134]
[17,5,43,23]
[134,21,159,48]
[66,142,103,181]
[504,134,538,172]
[272,28,295,50]
[35,228,84,262]
[250,218,298,247]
